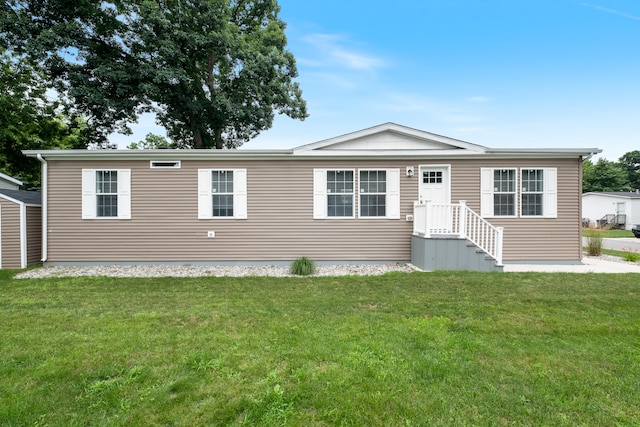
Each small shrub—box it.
[584,227,603,256]
[622,248,640,262]
[290,257,316,276]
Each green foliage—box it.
[2,272,640,425]
[582,158,631,193]
[1,0,308,149]
[290,256,316,276]
[621,248,640,262]
[619,150,640,190]
[127,133,186,150]
[0,51,90,188]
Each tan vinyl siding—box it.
[45,157,582,263]
[26,206,42,265]
[448,158,582,261]
[0,201,20,269]
[47,160,418,262]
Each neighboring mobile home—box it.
[582,191,640,230]
[0,189,42,269]
[25,123,600,270]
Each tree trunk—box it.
[215,127,223,149]
[193,129,204,149]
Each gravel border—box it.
[14,263,416,279]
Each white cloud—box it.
[301,33,386,71]
[581,3,640,21]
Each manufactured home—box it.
[25,123,600,271]
[582,191,640,230]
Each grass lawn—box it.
[582,228,635,238]
[2,269,640,426]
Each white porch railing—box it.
[413,200,503,265]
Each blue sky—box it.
[112,1,640,160]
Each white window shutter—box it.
[313,169,327,219]
[81,169,96,219]
[117,169,131,219]
[198,169,212,219]
[387,168,401,219]
[233,169,248,219]
[480,168,494,217]
[544,168,557,218]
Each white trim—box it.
[313,169,327,219]
[197,169,248,220]
[294,123,488,154]
[37,153,47,263]
[82,169,131,220]
[314,169,356,219]
[358,168,401,219]
[480,168,518,218]
[520,167,557,218]
[418,164,451,204]
[0,172,23,187]
[20,203,26,269]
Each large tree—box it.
[619,150,640,191]
[1,0,308,149]
[0,50,88,188]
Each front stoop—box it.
[411,234,504,272]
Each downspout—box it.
[36,154,48,263]
[20,203,27,269]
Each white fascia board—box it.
[484,148,602,158]
[0,194,26,206]
[0,172,23,186]
[293,149,486,158]
[23,149,294,161]
[293,123,488,154]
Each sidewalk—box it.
[504,256,640,273]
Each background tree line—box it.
[583,151,640,193]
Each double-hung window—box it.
[326,170,354,217]
[313,168,400,219]
[481,168,557,218]
[359,170,386,217]
[521,168,557,217]
[521,169,544,216]
[198,169,247,219]
[82,169,131,219]
[493,169,516,217]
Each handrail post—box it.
[458,200,467,239]
[495,227,504,265]
[423,200,431,238]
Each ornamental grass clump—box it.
[584,227,603,256]
[290,257,316,276]
[622,248,640,262]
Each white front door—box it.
[419,165,452,233]
[420,166,450,204]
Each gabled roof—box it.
[582,191,640,199]
[0,189,42,205]
[292,122,488,156]
[0,172,23,187]
[23,122,602,160]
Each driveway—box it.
[582,237,640,252]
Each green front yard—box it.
[1,270,640,426]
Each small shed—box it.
[0,172,23,190]
[0,189,42,269]
[582,191,640,230]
